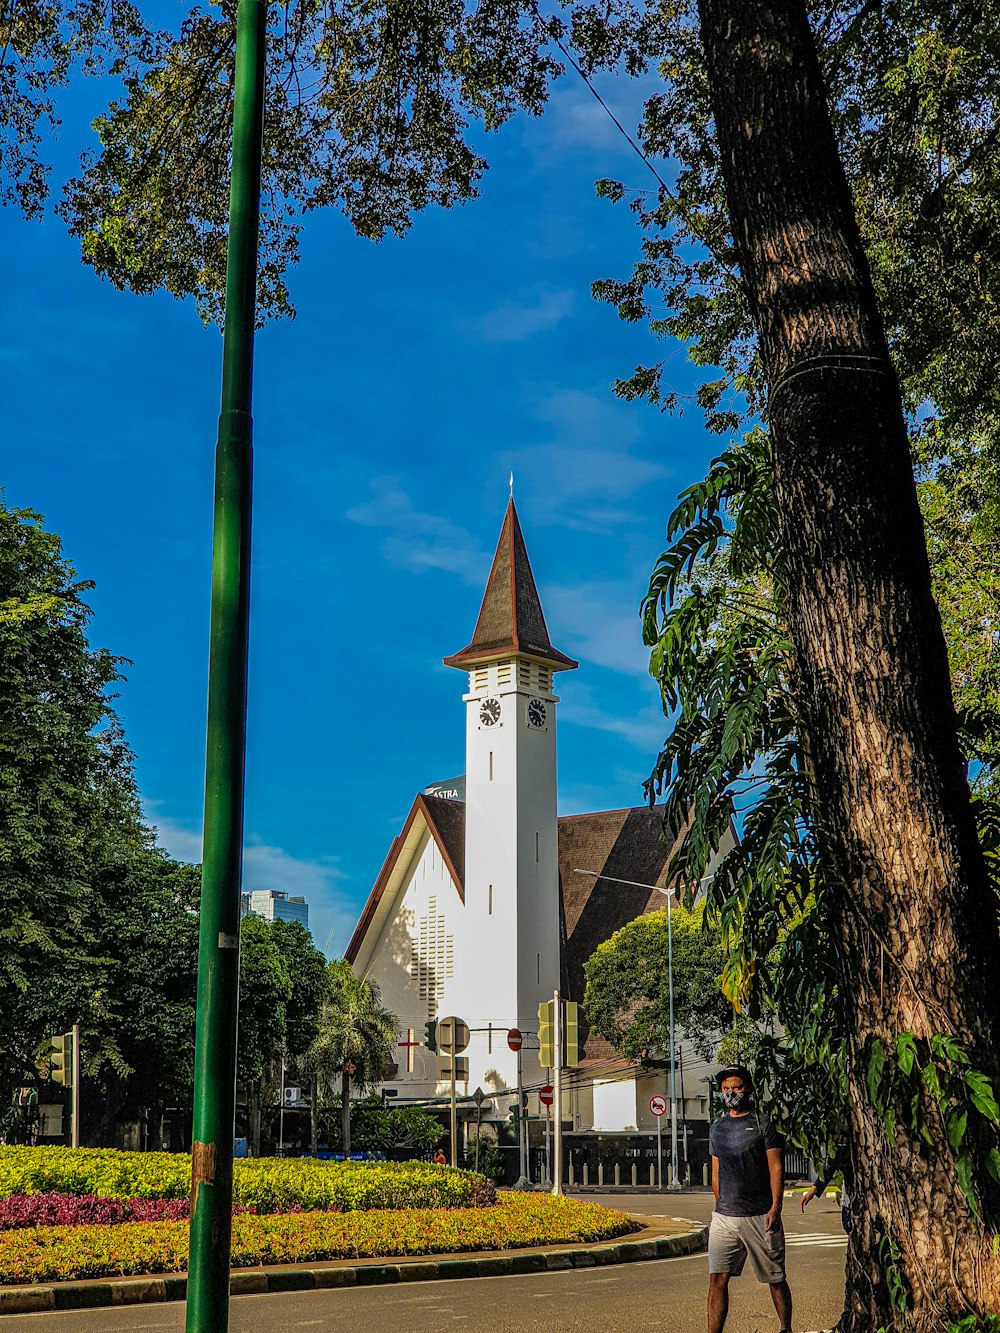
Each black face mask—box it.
[721,1087,750,1111]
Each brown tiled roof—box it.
[343,794,466,964]
[557,806,677,1060]
[422,794,465,889]
[443,499,577,671]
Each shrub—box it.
[0,1194,637,1284]
[0,1148,495,1212]
[0,1194,277,1230]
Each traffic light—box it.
[537,1000,554,1067]
[564,1002,579,1067]
[423,1019,437,1053]
[50,1032,73,1087]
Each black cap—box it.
[716,1064,754,1090]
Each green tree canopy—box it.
[268,918,328,1066]
[583,903,737,1061]
[307,960,398,1155]
[82,848,201,1142]
[0,504,138,1100]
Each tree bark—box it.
[695,2,1000,1327]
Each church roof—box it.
[343,794,465,965]
[557,806,676,1062]
[344,799,679,1025]
[443,499,578,671]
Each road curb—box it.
[0,1219,707,1315]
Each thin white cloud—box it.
[559,682,666,751]
[345,477,489,584]
[146,809,359,959]
[503,389,673,528]
[547,579,649,676]
[467,287,576,343]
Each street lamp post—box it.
[573,868,713,1192]
[186,0,267,1329]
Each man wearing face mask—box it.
[707,1066,793,1333]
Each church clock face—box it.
[479,697,501,728]
[527,698,547,728]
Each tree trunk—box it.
[695,2,1000,1327]
[342,1071,351,1157]
[310,1075,318,1156]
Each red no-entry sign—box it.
[507,1028,523,1052]
[539,1084,554,1107]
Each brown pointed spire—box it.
[444,499,578,671]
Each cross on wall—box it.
[397,1029,421,1073]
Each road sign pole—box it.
[71,1024,79,1149]
[450,1062,458,1168]
[551,989,563,1196]
[666,894,681,1189]
[279,1052,286,1155]
[186,0,266,1328]
[517,1046,526,1184]
[544,1101,550,1185]
[656,1114,662,1189]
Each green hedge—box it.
[0,1149,494,1212]
[0,1194,638,1284]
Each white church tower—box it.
[443,499,577,1092]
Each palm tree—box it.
[306,960,397,1156]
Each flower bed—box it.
[0,1194,638,1284]
[0,1148,495,1212]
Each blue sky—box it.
[3,29,720,957]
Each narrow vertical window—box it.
[489,751,493,781]
[488,884,493,915]
[536,953,540,984]
[535,831,540,862]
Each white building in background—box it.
[345,499,735,1136]
[243,889,310,933]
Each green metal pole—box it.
[185,1,266,1329]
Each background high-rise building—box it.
[241,889,310,934]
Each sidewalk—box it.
[0,1214,707,1316]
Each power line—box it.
[532,2,670,195]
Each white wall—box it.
[592,1077,638,1132]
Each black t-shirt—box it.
[709,1111,783,1216]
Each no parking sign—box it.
[649,1094,667,1117]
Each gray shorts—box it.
[708,1211,786,1283]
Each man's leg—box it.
[768,1278,793,1330]
[708,1271,730,1333]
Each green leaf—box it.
[946,1109,968,1153]
[896,1031,918,1076]
[867,1039,886,1105]
[965,1071,1000,1123]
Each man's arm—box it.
[711,1155,719,1205]
[765,1146,783,1232]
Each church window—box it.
[473,668,488,692]
[535,831,540,862]
[488,884,493,915]
[498,662,512,686]
[536,953,540,984]
[539,667,552,692]
[518,662,531,688]
[489,751,493,781]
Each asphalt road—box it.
[6,1191,848,1333]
